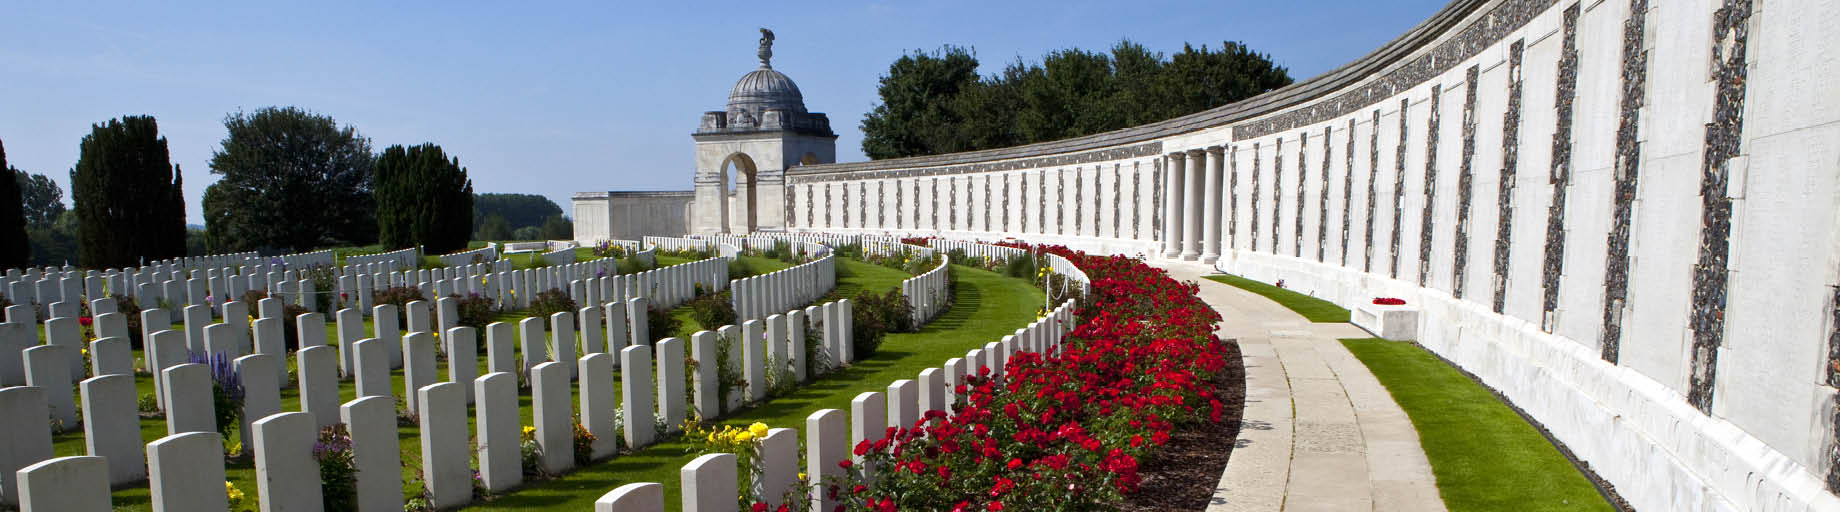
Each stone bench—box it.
[1353,303,1418,341]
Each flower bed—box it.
[828,244,1230,511]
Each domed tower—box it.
[693,28,837,234]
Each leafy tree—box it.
[374,143,474,254]
[30,210,80,266]
[512,226,541,241]
[862,40,1292,158]
[14,169,66,227]
[70,116,188,268]
[472,193,563,232]
[0,138,27,268]
[540,214,572,241]
[205,106,376,252]
[474,213,513,241]
[859,45,982,160]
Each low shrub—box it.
[688,291,736,330]
[314,424,358,512]
[371,286,424,325]
[107,294,145,348]
[189,351,244,441]
[1003,252,1038,279]
[242,290,315,350]
[573,419,597,466]
[450,292,498,333]
[648,305,682,342]
[848,288,913,359]
[727,258,757,280]
[528,289,576,327]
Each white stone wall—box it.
[783,0,1840,509]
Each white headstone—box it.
[806,408,845,512]
[627,297,649,347]
[14,456,109,512]
[0,386,54,507]
[93,312,128,341]
[604,300,628,356]
[353,338,391,400]
[655,337,686,433]
[146,432,228,512]
[918,368,946,417]
[550,312,577,379]
[787,309,807,382]
[518,317,546,374]
[578,353,618,460]
[851,391,886,471]
[0,322,28,386]
[402,332,436,413]
[161,363,215,436]
[680,453,737,512]
[486,322,516,376]
[251,411,324,512]
[743,319,766,402]
[336,308,362,378]
[530,361,574,475]
[474,372,521,493]
[447,326,478,405]
[296,346,341,429]
[23,345,76,431]
[372,304,402,369]
[235,354,281,455]
[595,482,664,512]
[755,428,798,508]
[620,345,655,450]
[578,306,603,355]
[418,382,470,509]
[88,337,132,378]
[43,316,83,378]
[690,331,718,419]
[79,374,144,484]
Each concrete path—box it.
[1150,261,1445,512]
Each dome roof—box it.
[727,67,807,117]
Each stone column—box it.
[1162,152,1186,258]
[1181,149,1205,260]
[1202,145,1226,264]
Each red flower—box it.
[752,503,768,512]
[1373,297,1406,305]
[838,459,853,469]
[1006,458,1022,470]
[78,316,92,326]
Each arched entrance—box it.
[722,152,760,233]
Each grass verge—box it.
[1202,274,1349,322]
[1340,338,1612,512]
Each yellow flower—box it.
[748,422,769,438]
[735,431,754,443]
[226,481,245,503]
[798,472,808,481]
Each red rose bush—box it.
[820,243,1229,511]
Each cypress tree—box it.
[0,138,28,269]
[374,144,474,254]
[70,116,187,268]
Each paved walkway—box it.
[1150,261,1445,512]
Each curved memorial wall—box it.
[785,0,1840,509]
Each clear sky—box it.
[0,1,1445,225]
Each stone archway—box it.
[721,152,760,233]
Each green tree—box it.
[859,46,982,159]
[540,214,572,241]
[374,144,475,254]
[474,213,513,241]
[0,138,28,268]
[15,169,66,227]
[861,39,1292,158]
[70,116,188,268]
[472,193,563,232]
[205,106,376,252]
[30,210,80,266]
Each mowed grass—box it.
[43,254,772,510]
[1202,274,1350,322]
[466,263,1043,510]
[1340,338,1613,512]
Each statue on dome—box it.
[758,28,775,69]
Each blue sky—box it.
[0,1,1444,225]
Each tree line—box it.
[1,107,572,269]
[860,40,1293,159]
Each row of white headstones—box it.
[5,298,1075,512]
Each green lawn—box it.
[1339,338,1612,512]
[1202,274,1350,322]
[467,263,1042,510]
[42,254,997,510]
